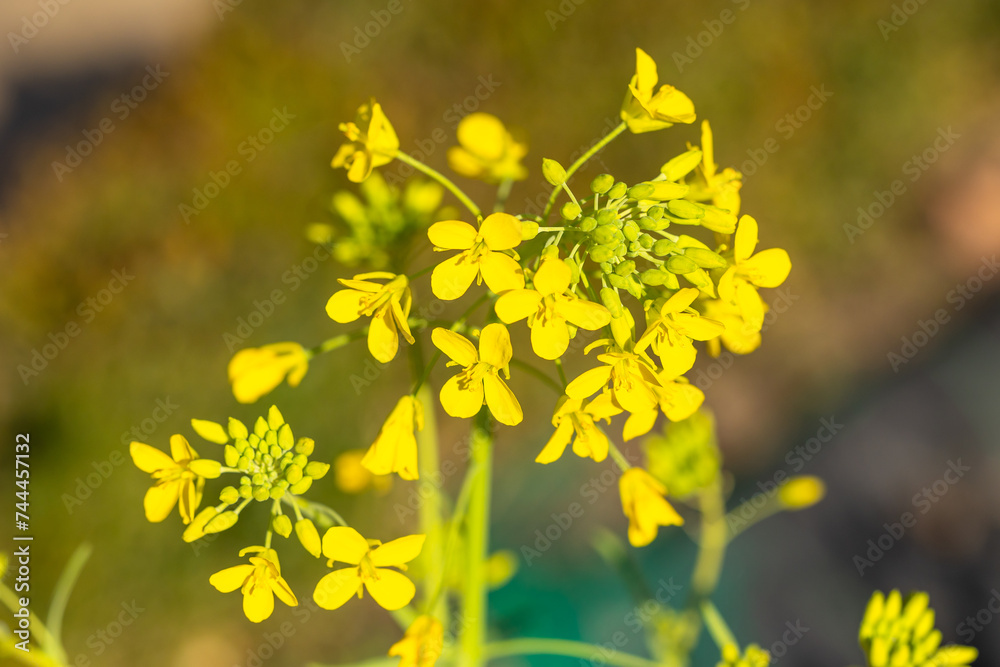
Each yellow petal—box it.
[535,420,573,464]
[365,569,416,610]
[143,482,179,523]
[623,409,658,442]
[661,383,704,422]
[479,252,525,294]
[494,289,542,324]
[634,47,658,96]
[556,298,611,331]
[314,568,362,610]
[533,257,571,296]
[660,287,699,314]
[734,215,758,262]
[483,374,523,426]
[326,289,366,323]
[478,213,522,251]
[243,585,275,623]
[176,478,201,524]
[368,308,399,363]
[530,316,570,360]
[670,313,725,341]
[130,442,174,473]
[448,145,486,179]
[269,575,299,608]
[431,328,478,367]
[431,252,479,301]
[717,267,737,304]
[209,564,253,592]
[735,281,765,332]
[741,248,791,288]
[566,366,612,399]
[321,526,370,564]
[439,374,484,419]
[572,420,609,462]
[457,112,507,161]
[371,534,426,567]
[428,220,478,250]
[170,434,196,463]
[478,323,513,369]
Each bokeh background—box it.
[2,1,1000,666]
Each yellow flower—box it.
[313,527,424,611]
[130,435,221,524]
[619,468,683,547]
[389,615,445,667]
[718,215,791,331]
[209,547,298,623]
[228,343,309,404]
[536,393,621,464]
[447,113,528,183]
[332,100,399,183]
[622,374,705,442]
[432,324,523,425]
[427,213,525,300]
[362,395,423,480]
[636,288,724,374]
[687,120,742,215]
[620,48,696,134]
[495,256,611,360]
[565,342,662,414]
[326,272,414,363]
[699,299,762,356]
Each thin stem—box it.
[553,358,568,388]
[414,383,446,622]
[700,599,737,650]
[309,331,366,357]
[395,151,482,218]
[541,121,627,221]
[457,414,493,667]
[494,178,514,213]
[608,442,633,472]
[47,543,92,657]
[689,477,727,597]
[483,638,661,667]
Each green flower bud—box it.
[640,269,667,286]
[253,486,270,502]
[561,202,581,220]
[647,205,664,220]
[607,273,630,290]
[638,234,654,250]
[606,182,627,199]
[272,514,293,537]
[589,246,614,263]
[699,205,737,234]
[521,220,540,240]
[219,486,240,504]
[224,445,239,467]
[228,418,249,441]
[235,438,250,454]
[593,226,617,245]
[591,173,614,194]
[265,430,278,447]
[660,149,703,181]
[542,158,567,186]
[183,507,218,542]
[613,243,628,258]
[304,461,330,480]
[267,405,284,430]
[269,486,286,500]
[204,510,239,534]
[253,416,268,437]
[237,455,251,471]
[295,519,322,558]
[239,484,253,499]
[622,220,640,242]
[290,477,313,495]
[191,419,229,444]
[614,260,635,276]
[627,183,655,199]
[666,200,704,219]
[292,453,308,468]
[666,255,699,274]
[295,438,315,456]
[278,424,294,450]
[595,209,616,226]
[653,239,679,256]
[248,434,261,449]
[578,216,597,232]
[600,287,623,317]
[599,261,613,274]
[285,464,303,484]
[683,247,727,269]
[269,444,283,459]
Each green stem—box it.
[46,543,92,660]
[689,477,727,597]
[494,179,514,213]
[541,121,627,221]
[0,582,64,664]
[607,442,633,472]
[309,331,366,357]
[457,413,493,667]
[395,151,482,219]
[700,599,737,650]
[415,383,446,622]
[483,638,660,667]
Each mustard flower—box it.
[362,395,422,480]
[619,468,683,547]
[228,342,309,404]
[130,435,221,524]
[565,343,662,414]
[209,547,298,623]
[622,375,705,442]
[636,288,724,375]
[686,120,743,216]
[326,272,414,363]
[718,215,791,331]
[389,615,445,667]
[495,256,611,360]
[536,393,621,464]
[432,324,523,426]
[621,48,696,133]
[313,527,424,611]
[332,100,399,183]
[860,590,978,667]
[699,299,762,356]
[427,213,525,300]
[447,112,528,183]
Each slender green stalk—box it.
[608,442,633,472]
[541,121,627,221]
[494,178,514,213]
[457,413,493,667]
[47,543,92,658]
[700,599,737,650]
[483,638,661,667]
[689,477,727,597]
[415,383,446,622]
[309,331,366,357]
[0,582,63,664]
[395,151,482,218]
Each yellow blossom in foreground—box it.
[621,48,696,133]
[536,393,622,464]
[565,343,662,414]
[699,299,762,356]
[228,342,309,404]
[427,213,524,300]
[389,615,445,667]
[718,215,791,331]
[622,375,705,442]
[314,527,424,611]
[637,288,724,375]
[495,256,611,360]
[332,100,399,183]
[362,395,423,480]
[209,547,298,623]
[619,467,683,547]
[448,112,528,183]
[326,272,414,363]
[432,324,522,425]
[130,435,221,524]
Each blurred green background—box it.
[2,1,1000,665]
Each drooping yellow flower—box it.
[209,547,298,623]
[130,435,221,524]
[495,256,611,360]
[565,342,662,414]
[620,48,696,134]
[447,113,528,183]
[427,213,525,300]
[636,288,724,374]
[326,272,414,363]
[313,527,424,611]
[332,100,399,183]
[718,215,791,331]
[699,299,762,356]
[622,374,705,442]
[362,395,422,480]
[536,393,622,464]
[619,468,683,547]
[388,615,445,667]
[432,324,523,425]
[228,342,309,404]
